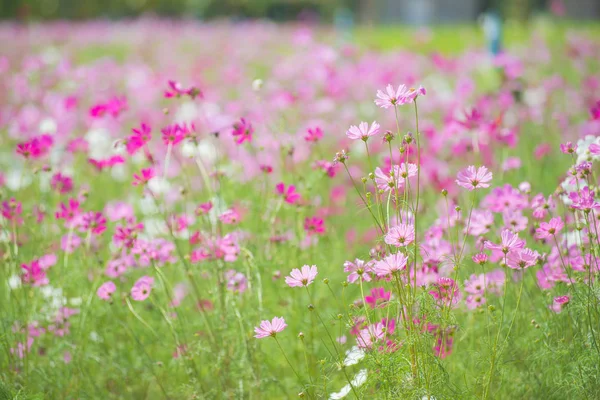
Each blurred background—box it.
[0,0,598,23]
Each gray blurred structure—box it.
[362,0,600,24]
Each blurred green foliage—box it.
[0,0,348,20]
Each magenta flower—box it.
[80,211,107,235]
[346,121,380,141]
[1,198,23,224]
[132,168,155,186]
[285,265,318,287]
[97,281,116,301]
[161,124,187,146]
[384,224,415,247]
[276,182,301,205]
[50,173,73,194]
[21,261,48,286]
[305,127,323,143]
[195,201,213,215]
[535,216,564,239]
[304,216,325,236]
[164,80,201,99]
[456,165,493,190]
[131,276,154,301]
[254,316,287,339]
[126,123,152,155]
[374,253,408,277]
[364,287,391,309]
[231,118,253,145]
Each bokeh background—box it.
[0,0,598,23]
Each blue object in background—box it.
[334,7,354,40]
[482,11,503,56]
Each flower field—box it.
[1,19,600,399]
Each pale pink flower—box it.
[285,265,318,287]
[374,253,408,277]
[343,259,374,283]
[254,316,287,339]
[131,276,154,301]
[535,216,564,239]
[374,84,425,109]
[384,224,415,247]
[456,166,493,190]
[346,121,380,141]
[97,281,116,301]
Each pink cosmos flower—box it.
[21,260,48,286]
[506,248,539,270]
[225,270,247,293]
[80,211,107,235]
[374,253,408,277]
[1,198,23,224]
[131,276,154,301]
[397,163,418,179]
[456,166,493,190]
[384,224,415,247]
[164,80,201,99]
[132,168,155,186]
[10,338,34,359]
[374,166,400,192]
[484,229,525,254]
[276,182,301,204]
[550,295,570,313]
[231,118,253,144]
[97,281,116,301]
[535,216,564,239]
[161,124,187,146]
[356,321,387,349]
[195,202,213,215]
[346,121,380,141]
[126,123,152,155]
[374,84,425,108]
[55,198,82,225]
[305,127,323,143]
[569,187,600,212]
[429,277,461,307]
[254,316,287,339]
[89,96,127,118]
[343,259,374,283]
[364,287,391,308]
[285,265,318,287]
[50,173,73,194]
[219,209,240,225]
[472,252,488,265]
[560,142,577,154]
[304,216,325,236]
